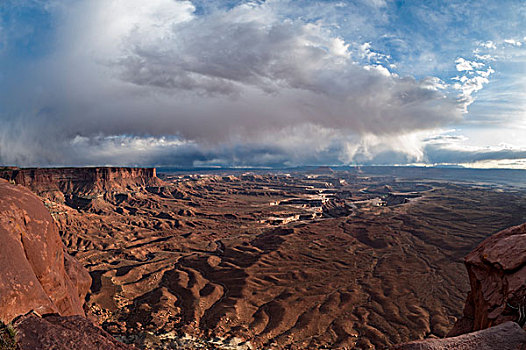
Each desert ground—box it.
[4,167,526,349]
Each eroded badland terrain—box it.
[2,167,526,349]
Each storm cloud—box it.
[1,0,522,167]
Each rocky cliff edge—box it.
[395,222,526,349]
[0,179,132,349]
[0,179,90,321]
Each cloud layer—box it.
[0,0,524,167]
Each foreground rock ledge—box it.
[395,222,526,349]
[0,179,132,349]
[394,321,526,350]
[0,179,90,322]
[14,312,131,350]
[450,222,526,335]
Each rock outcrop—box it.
[0,179,91,322]
[395,222,526,349]
[0,167,163,202]
[449,222,526,335]
[14,312,131,350]
[394,321,526,350]
[0,179,132,349]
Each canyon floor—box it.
[17,167,526,349]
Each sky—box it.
[0,0,525,168]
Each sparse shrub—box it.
[0,322,17,350]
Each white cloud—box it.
[421,77,447,91]
[474,53,495,61]
[504,39,522,46]
[363,64,391,77]
[453,75,489,106]
[480,41,497,49]
[365,0,388,8]
[63,0,196,56]
[329,37,351,57]
[452,55,494,111]
[455,57,485,71]
[358,41,391,63]
[477,67,495,78]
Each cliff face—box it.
[0,167,164,209]
[0,167,162,196]
[0,179,133,349]
[0,179,91,322]
[395,223,526,349]
[449,222,526,335]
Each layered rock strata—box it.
[0,167,163,203]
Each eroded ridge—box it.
[11,167,526,349]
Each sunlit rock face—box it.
[0,179,91,322]
[0,167,162,199]
[0,179,133,349]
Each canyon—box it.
[1,166,525,349]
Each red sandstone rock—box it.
[0,167,163,201]
[14,312,133,350]
[6,167,526,348]
[0,179,91,323]
[449,223,526,336]
[393,321,526,350]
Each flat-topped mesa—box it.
[0,167,163,198]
